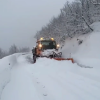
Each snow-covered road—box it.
[0,54,100,100]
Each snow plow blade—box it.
[52,58,74,63]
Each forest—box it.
[34,0,100,43]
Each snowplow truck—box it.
[32,37,74,63]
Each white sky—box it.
[0,0,74,50]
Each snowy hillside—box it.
[62,22,100,68]
[0,22,100,100]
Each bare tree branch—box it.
[82,16,93,31]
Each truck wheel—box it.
[33,55,36,63]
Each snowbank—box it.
[0,53,27,100]
[62,22,100,68]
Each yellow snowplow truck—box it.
[32,37,74,63]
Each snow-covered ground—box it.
[0,22,100,100]
[0,55,100,100]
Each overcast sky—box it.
[0,0,73,50]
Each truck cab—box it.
[33,38,60,56]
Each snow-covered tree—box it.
[0,48,3,59]
[0,48,8,59]
[19,47,30,53]
[34,0,100,44]
[9,44,19,55]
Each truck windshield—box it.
[41,41,56,49]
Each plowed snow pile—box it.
[0,22,100,100]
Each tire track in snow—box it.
[47,74,85,100]
[70,67,100,83]
[66,71,100,88]
[40,67,100,100]
[49,72,100,100]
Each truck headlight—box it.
[39,44,42,48]
[57,44,60,48]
